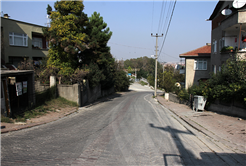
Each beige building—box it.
[179,44,211,89]
[1,14,48,68]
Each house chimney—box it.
[206,43,211,46]
[3,14,10,18]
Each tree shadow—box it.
[149,123,246,166]
[83,93,123,108]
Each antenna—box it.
[232,0,246,9]
[221,9,232,15]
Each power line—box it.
[159,52,179,60]
[158,0,177,57]
[108,42,153,51]
[157,0,166,34]
[161,1,174,36]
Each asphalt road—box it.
[1,83,242,165]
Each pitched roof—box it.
[179,44,211,58]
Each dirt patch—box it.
[1,106,77,133]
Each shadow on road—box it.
[149,123,246,166]
[83,92,123,108]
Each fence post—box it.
[50,76,56,97]
[50,76,56,87]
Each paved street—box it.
[1,83,245,165]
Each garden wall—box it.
[57,84,80,105]
[168,93,190,105]
[35,81,50,92]
[35,79,115,107]
[208,100,246,119]
[168,92,246,119]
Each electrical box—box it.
[193,95,206,111]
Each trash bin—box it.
[193,95,206,111]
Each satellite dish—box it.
[232,0,246,9]
[221,9,232,15]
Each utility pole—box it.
[151,33,163,97]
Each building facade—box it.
[1,15,48,68]
[208,1,246,74]
[179,44,211,89]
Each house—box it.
[1,14,48,117]
[1,14,48,68]
[208,1,246,74]
[179,43,211,89]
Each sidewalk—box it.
[156,95,246,153]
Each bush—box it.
[139,81,147,86]
[177,89,189,101]
[114,70,130,92]
[147,75,154,87]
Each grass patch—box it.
[7,97,78,123]
[1,116,13,123]
[139,81,148,86]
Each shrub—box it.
[114,70,130,91]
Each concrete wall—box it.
[208,103,246,119]
[87,84,101,103]
[169,93,190,106]
[35,78,115,106]
[35,81,50,92]
[102,87,115,97]
[57,84,80,105]
[168,91,246,118]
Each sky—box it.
[1,0,218,63]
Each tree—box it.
[79,12,114,89]
[42,0,88,72]
[114,69,130,92]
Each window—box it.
[213,40,217,53]
[9,32,28,47]
[219,38,225,51]
[32,37,43,49]
[213,65,216,74]
[194,59,207,70]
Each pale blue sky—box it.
[1,0,218,63]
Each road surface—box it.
[1,83,244,165]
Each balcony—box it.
[220,50,246,63]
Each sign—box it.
[23,81,27,93]
[16,82,22,96]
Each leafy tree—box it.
[114,69,130,92]
[42,0,88,71]
[86,62,104,88]
[162,71,176,93]
[147,75,154,87]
